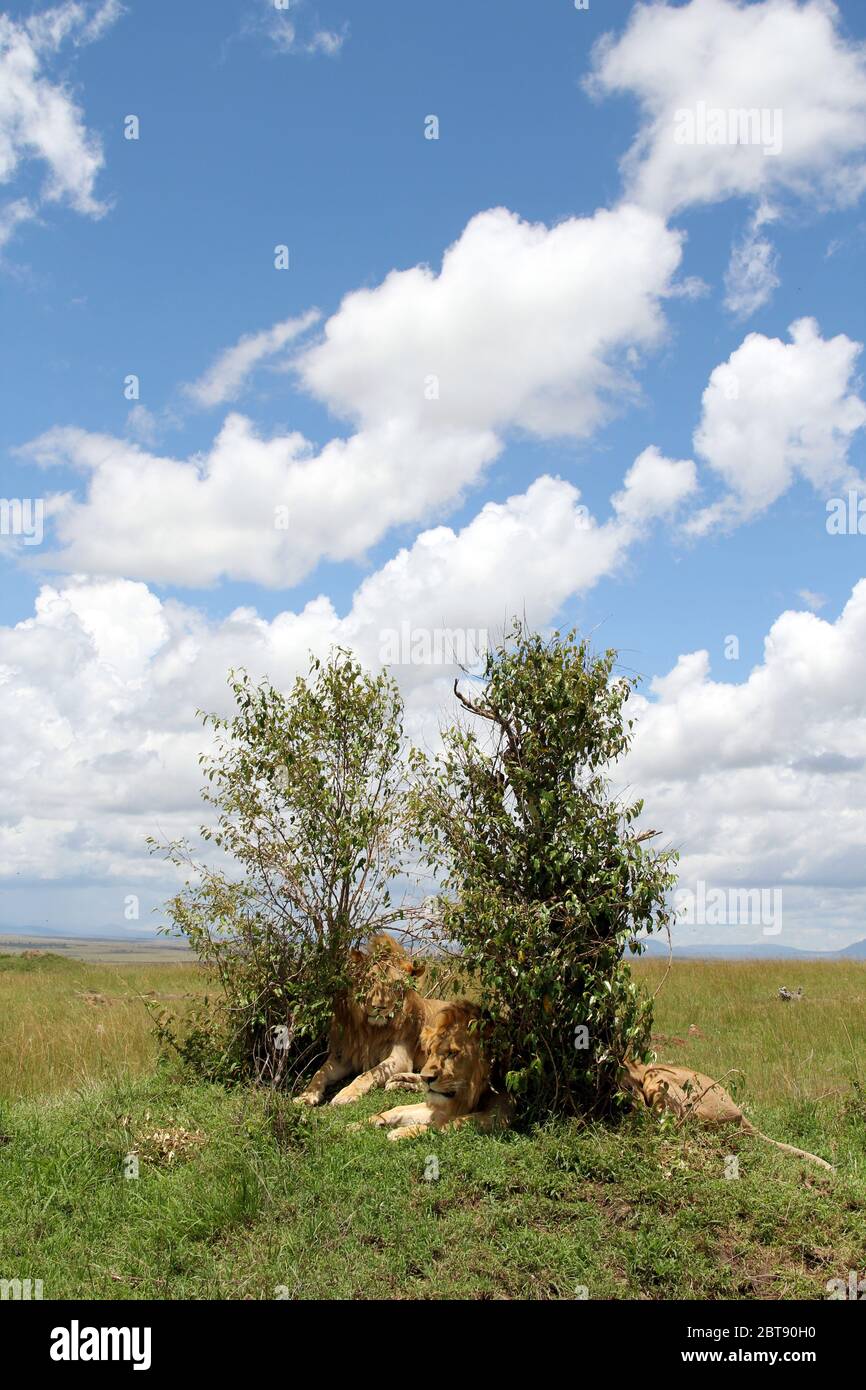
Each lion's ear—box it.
[408,959,426,978]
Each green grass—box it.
[1,953,865,1300]
[634,958,866,1103]
[2,1071,863,1300]
[0,953,206,1101]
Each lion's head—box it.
[619,1059,650,1100]
[418,1003,490,1117]
[345,933,425,1030]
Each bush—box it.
[152,650,419,1086]
[414,621,677,1121]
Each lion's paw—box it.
[384,1073,423,1092]
[387,1126,418,1142]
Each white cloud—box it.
[299,203,682,441]
[22,415,501,587]
[307,28,346,57]
[686,318,866,533]
[4,539,864,943]
[0,2,121,245]
[243,1,347,58]
[0,458,688,910]
[124,404,160,446]
[587,0,866,217]
[624,580,866,940]
[798,588,827,612]
[184,310,321,408]
[80,1,125,43]
[723,213,781,317]
[0,196,36,249]
[612,445,697,523]
[23,203,685,585]
[347,473,665,664]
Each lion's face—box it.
[419,1006,488,1116]
[348,935,424,1029]
[619,1059,649,1101]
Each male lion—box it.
[621,1060,834,1171]
[365,1002,512,1141]
[294,934,448,1106]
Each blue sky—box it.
[2,0,866,947]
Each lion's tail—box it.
[743,1123,834,1172]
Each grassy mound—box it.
[1,1067,864,1300]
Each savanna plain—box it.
[1,944,864,1300]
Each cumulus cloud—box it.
[298,203,681,441]
[686,318,866,533]
[21,203,685,586]
[4,540,863,941]
[587,0,866,217]
[0,2,121,245]
[184,310,321,409]
[346,463,694,670]
[612,445,697,523]
[21,415,499,587]
[624,581,866,940]
[0,457,690,915]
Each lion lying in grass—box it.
[365,1002,512,1141]
[621,1061,834,1172]
[294,934,449,1107]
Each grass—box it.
[635,958,866,1103]
[0,953,206,1101]
[1,952,865,1300]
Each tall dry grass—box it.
[0,954,207,1100]
[3,951,864,1109]
[634,958,866,1104]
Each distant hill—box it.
[633,937,866,961]
[0,924,165,942]
[0,932,191,965]
[3,924,865,961]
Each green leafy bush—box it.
[152,650,418,1086]
[413,621,677,1121]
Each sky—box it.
[1,0,866,950]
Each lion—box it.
[365,1002,512,1141]
[621,1060,834,1171]
[294,934,448,1107]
